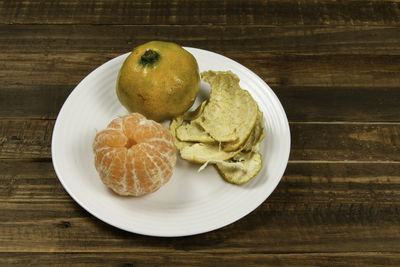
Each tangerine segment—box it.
[92,113,177,196]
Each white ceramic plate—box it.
[52,47,290,237]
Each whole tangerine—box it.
[116,41,200,122]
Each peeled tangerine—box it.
[93,113,176,196]
[170,70,265,185]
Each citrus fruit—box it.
[92,113,177,196]
[116,41,200,122]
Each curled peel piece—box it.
[180,142,238,163]
[176,101,215,143]
[170,70,265,185]
[196,70,258,150]
[240,109,265,153]
[170,109,240,163]
[215,151,262,185]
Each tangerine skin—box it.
[92,113,177,196]
[116,41,200,122]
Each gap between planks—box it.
[1,23,400,28]
[1,158,399,164]
[290,121,400,125]
[2,118,400,125]
[1,251,400,255]
[1,250,400,255]
[289,160,400,164]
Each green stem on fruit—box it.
[140,49,160,66]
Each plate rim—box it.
[51,47,291,237]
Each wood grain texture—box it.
[1,252,400,266]
[1,25,400,120]
[276,86,400,122]
[1,160,400,253]
[2,160,400,204]
[1,0,400,264]
[2,25,400,55]
[1,120,400,161]
[290,123,400,161]
[0,120,54,159]
[1,0,400,26]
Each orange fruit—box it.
[116,41,200,122]
[92,113,177,196]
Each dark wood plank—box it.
[280,162,400,204]
[0,120,54,159]
[2,25,400,55]
[2,159,400,206]
[0,86,71,120]
[1,160,400,253]
[290,122,400,161]
[4,85,400,122]
[2,160,400,204]
[1,0,400,26]
[1,1,399,263]
[1,119,400,161]
[1,25,400,120]
[0,159,64,201]
[276,86,400,122]
[1,252,400,266]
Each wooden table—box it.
[1,1,400,265]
